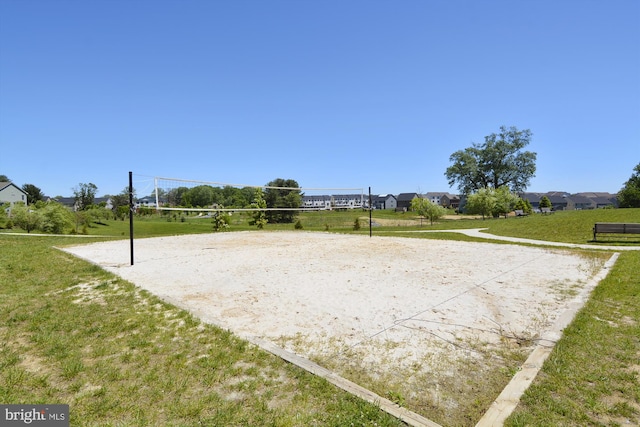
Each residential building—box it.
[0,182,28,205]
[440,194,460,210]
[371,194,397,210]
[396,193,419,211]
[301,194,366,210]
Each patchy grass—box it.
[0,235,402,426]
[278,331,530,426]
[2,207,639,425]
[505,251,640,426]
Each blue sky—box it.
[1,0,638,198]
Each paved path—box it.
[405,228,640,251]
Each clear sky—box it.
[1,0,638,198]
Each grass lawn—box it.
[1,208,638,425]
[0,235,403,426]
[505,250,640,426]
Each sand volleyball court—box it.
[63,231,607,425]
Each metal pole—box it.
[369,187,372,238]
[129,171,134,266]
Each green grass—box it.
[1,207,639,426]
[505,251,640,426]
[0,235,402,426]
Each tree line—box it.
[0,177,305,233]
[2,125,639,234]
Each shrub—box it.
[212,212,230,232]
[353,218,360,230]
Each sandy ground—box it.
[63,231,603,415]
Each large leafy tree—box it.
[22,183,44,204]
[445,126,537,195]
[183,185,215,208]
[617,162,640,208]
[73,182,98,211]
[166,186,189,206]
[263,178,302,223]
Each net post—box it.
[129,171,134,266]
[369,187,372,238]
[154,176,159,213]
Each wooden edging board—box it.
[249,337,443,427]
[475,252,620,426]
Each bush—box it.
[294,219,303,230]
[212,212,230,232]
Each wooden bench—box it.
[593,222,640,241]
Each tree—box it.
[0,175,10,182]
[0,202,10,228]
[167,186,189,206]
[41,202,74,234]
[22,184,45,204]
[465,188,496,220]
[492,186,518,218]
[445,126,537,194]
[109,187,133,220]
[10,204,41,233]
[211,210,230,232]
[73,183,98,211]
[183,185,215,208]
[410,196,447,225]
[263,178,302,223]
[514,197,533,215]
[618,162,640,208]
[539,195,552,209]
[249,188,268,229]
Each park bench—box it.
[593,222,640,241]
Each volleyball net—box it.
[150,176,368,213]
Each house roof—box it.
[570,195,594,204]
[396,193,418,201]
[0,181,28,194]
[0,182,29,203]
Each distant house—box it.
[574,192,617,209]
[520,192,568,211]
[300,194,366,210]
[331,194,366,209]
[423,192,460,208]
[47,196,114,211]
[544,191,570,211]
[396,193,419,211]
[49,197,78,210]
[371,194,397,210]
[518,191,619,212]
[440,194,460,210]
[135,196,157,209]
[302,195,332,210]
[567,194,595,210]
[0,182,28,205]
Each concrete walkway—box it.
[406,228,640,251]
